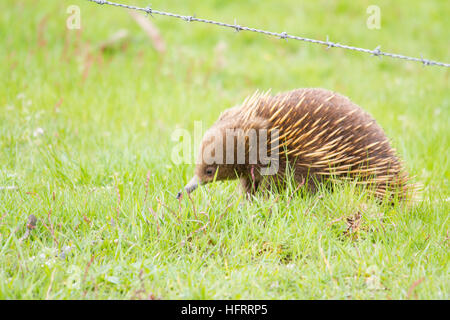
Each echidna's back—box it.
[248,88,411,200]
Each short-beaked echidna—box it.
[178,88,415,202]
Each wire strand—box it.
[86,0,450,68]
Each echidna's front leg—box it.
[240,176,259,198]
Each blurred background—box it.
[1,1,448,190]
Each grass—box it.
[0,0,448,299]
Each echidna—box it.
[177,88,414,202]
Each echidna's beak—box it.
[176,175,199,199]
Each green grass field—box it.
[0,0,448,299]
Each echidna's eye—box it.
[205,167,215,176]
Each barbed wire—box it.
[86,0,450,68]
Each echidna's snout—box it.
[176,175,200,199]
[184,175,200,194]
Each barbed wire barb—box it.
[144,5,153,18]
[372,46,382,59]
[233,19,242,33]
[325,36,333,50]
[85,0,450,68]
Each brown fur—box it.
[194,88,415,202]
